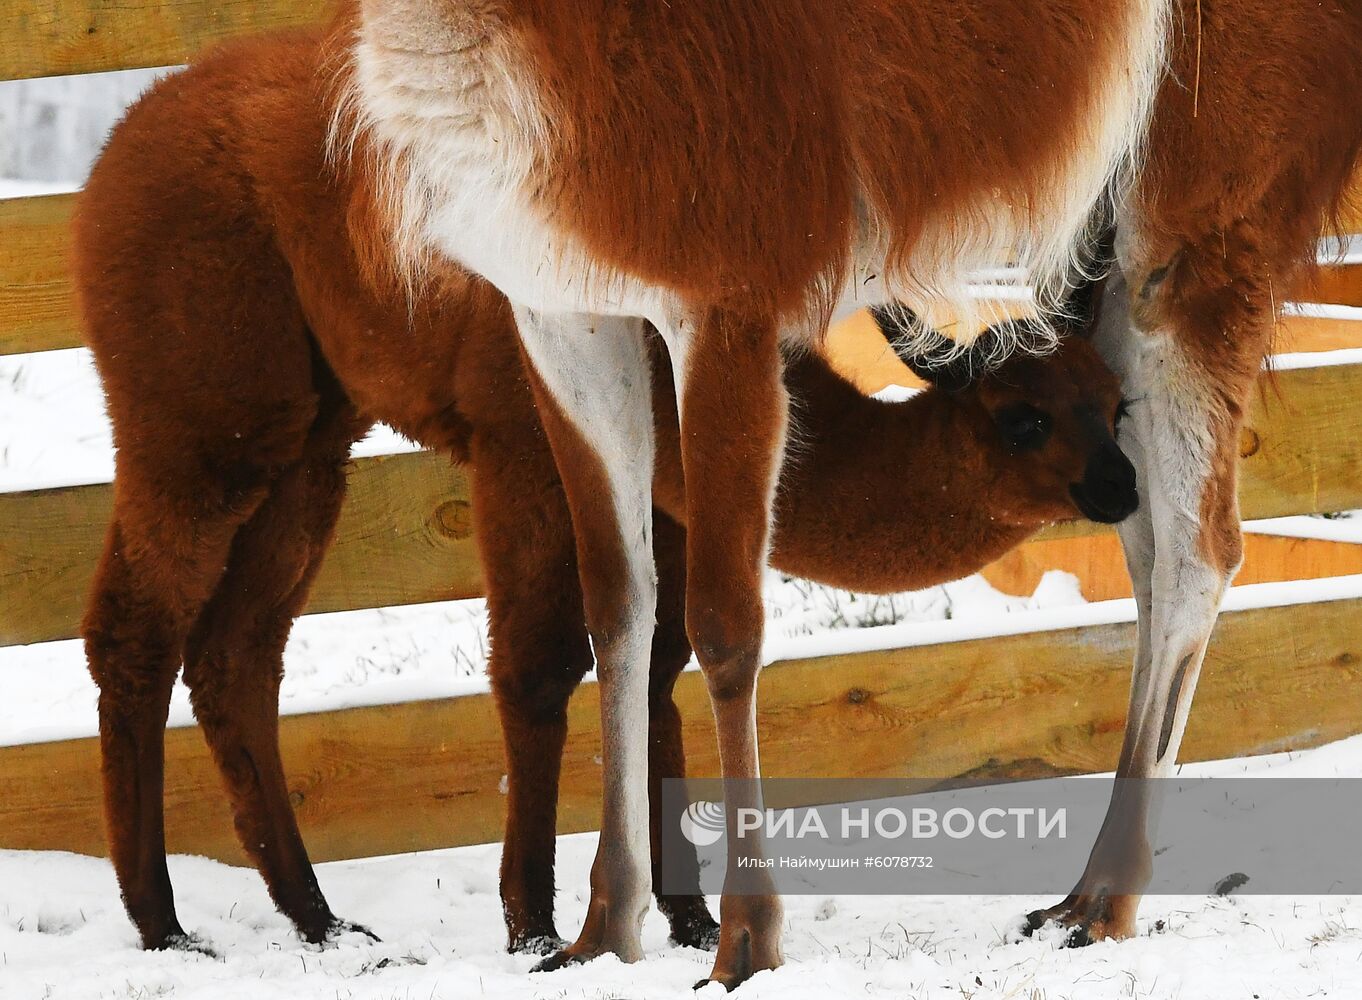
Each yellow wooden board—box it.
[6,361,1361,647]
[0,194,78,356]
[984,532,1362,602]
[0,451,483,647]
[822,306,1362,398]
[0,0,330,82]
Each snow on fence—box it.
[3,0,1362,865]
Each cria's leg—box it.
[664,308,787,989]
[1024,231,1272,945]
[474,417,595,955]
[180,385,368,946]
[514,310,658,971]
[78,163,324,950]
[85,522,235,952]
[649,511,720,950]
[84,446,299,952]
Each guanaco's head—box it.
[873,304,1138,526]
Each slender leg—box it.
[84,460,278,951]
[473,419,595,954]
[1025,230,1272,943]
[180,393,368,945]
[648,511,721,950]
[513,310,658,970]
[668,307,787,989]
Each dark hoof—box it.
[329,918,380,945]
[511,932,567,957]
[1020,900,1119,949]
[304,917,380,948]
[694,972,748,992]
[532,947,590,973]
[670,912,721,951]
[1021,909,1092,947]
[155,931,219,959]
[1063,923,1095,949]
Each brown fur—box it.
[73,29,1128,955]
[338,0,1143,320]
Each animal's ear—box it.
[872,305,977,393]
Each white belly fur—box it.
[347,31,672,323]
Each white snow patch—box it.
[0,178,76,199]
[1270,346,1362,371]
[1,734,1361,998]
[1246,511,1362,545]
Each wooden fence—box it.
[3,1,1362,865]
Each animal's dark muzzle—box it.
[1070,448,1139,524]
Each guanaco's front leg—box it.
[662,307,788,989]
[1026,232,1272,944]
[513,309,658,969]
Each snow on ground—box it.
[4,736,1362,999]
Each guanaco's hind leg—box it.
[180,383,369,946]
[81,242,332,949]
[85,509,248,952]
[1024,225,1273,944]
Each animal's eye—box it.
[994,403,1051,452]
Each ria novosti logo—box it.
[680,801,726,847]
[681,800,1067,845]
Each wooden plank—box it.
[0,0,329,82]
[1237,363,1362,519]
[823,309,928,396]
[1,594,1357,863]
[4,362,1362,648]
[1303,265,1362,309]
[0,451,483,647]
[1278,313,1362,353]
[984,532,1362,603]
[823,307,1362,396]
[0,194,80,356]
